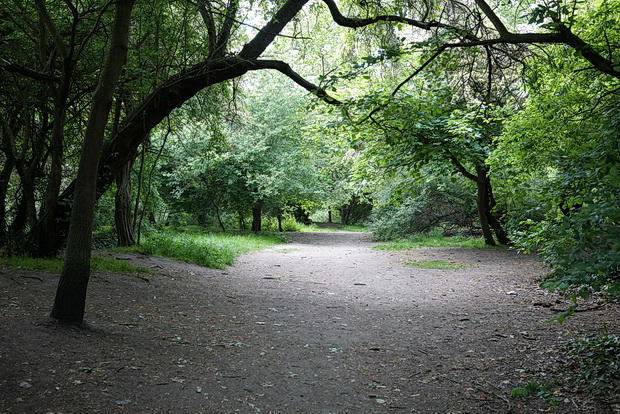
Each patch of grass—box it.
[403,259,473,270]
[299,224,333,232]
[275,248,299,253]
[510,381,562,406]
[0,255,148,273]
[374,233,488,250]
[139,230,285,269]
[338,225,368,232]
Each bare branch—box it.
[322,0,449,32]
[1,62,60,82]
[474,0,509,36]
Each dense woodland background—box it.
[0,0,619,328]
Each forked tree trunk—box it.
[50,0,135,325]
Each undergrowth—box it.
[563,333,620,400]
[373,230,488,250]
[0,255,149,273]
[138,230,286,269]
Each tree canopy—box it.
[1,0,619,323]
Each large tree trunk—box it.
[114,160,136,247]
[50,0,134,325]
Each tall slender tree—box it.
[50,0,135,325]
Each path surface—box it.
[1,231,618,413]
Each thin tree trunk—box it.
[251,205,262,232]
[277,210,283,232]
[212,201,226,232]
[475,166,496,246]
[114,160,136,247]
[0,158,15,247]
[51,0,135,325]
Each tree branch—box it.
[1,62,60,82]
[238,0,310,59]
[322,0,449,32]
[474,0,509,36]
[449,153,477,181]
[250,59,343,105]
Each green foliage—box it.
[492,39,620,301]
[369,174,478,241]
[373,231,487,250]
[510,381,562,406]
[498,90,620,301]
[564,333,620,400]
[261,216,304,232]
[139,229,285,269]
[338,225,368,232]
[403,259,472,269]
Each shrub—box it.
[564,333,620,400]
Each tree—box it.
[50,0,135,325]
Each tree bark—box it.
[475,166,496,246]
[0,158,15,247]
[50,0,135,325]
[251,205,262,232]
[114,160,136,247]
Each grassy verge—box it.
[1,229,287,272]
[0,255,149,273]
[403,259,474,270]
[137,230,286,269]
[374,233,489,250]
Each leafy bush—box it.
[514,140,620,304]
[261,215,303,232]
[369,175,477,241]
[564,333,620,400]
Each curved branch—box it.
[322,0,448,32]
[250,59,343,105]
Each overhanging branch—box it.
[250,59,343,105]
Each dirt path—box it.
[1,231,619,413]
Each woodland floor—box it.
[1,228,619,414]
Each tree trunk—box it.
[475,166,496,246]
[485,182,510,245]
[238,212,246,231]
[0,158,15,247]
[50,0,134,325]
[277,210,283,232]
[212,201,226,232]
[114,160,136,247]
[251,205,262,232]
[328,207,332,223]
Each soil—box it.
[1,229,619,414]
